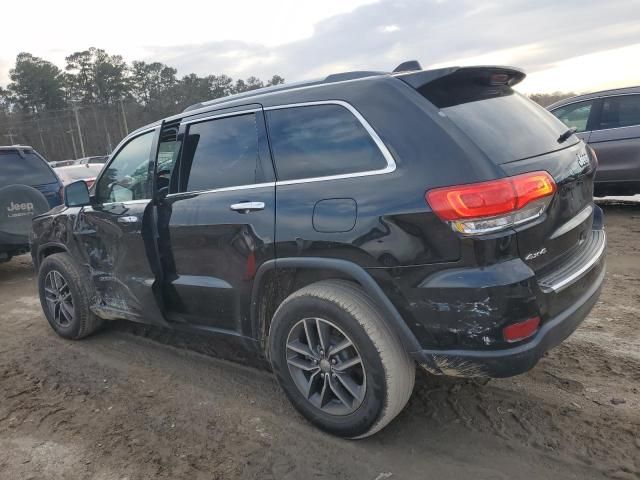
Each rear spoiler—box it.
[395,66,526,109]
[395,65,526,90]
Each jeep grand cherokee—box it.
[31,62,606,438]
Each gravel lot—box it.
[0,203,638,480]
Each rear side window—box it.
[180,114,260,192]
[0,150,57,187]
[266,104,387,181]
[598,95,640,130]
[552,100,594,133]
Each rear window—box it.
[266,104,387,181]
[420,83,572,165]
[0,150,57,187]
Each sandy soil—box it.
[0,204,638,480]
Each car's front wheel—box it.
[269,280,415,438]
[38,253,103,339]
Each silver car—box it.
[548,86,640,196]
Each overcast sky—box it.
[1,0,640,93]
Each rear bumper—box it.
[413,258,605,378]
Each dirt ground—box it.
[0,203,638,480]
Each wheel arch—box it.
[251,257,421,356]
[37,242,68,269]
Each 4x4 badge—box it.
[525,247,547,261]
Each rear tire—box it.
[38,253,103,339]
[269,280,415,438]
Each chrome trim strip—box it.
[549,205,593,239]
[99,199,151,207]
[265,100,396,185]
[165,182,276,199]
[182,108,261,125]
[546,231,606,293]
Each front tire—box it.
[269,280,415,438]
[38,253,103,339]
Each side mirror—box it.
[64,180,91,207]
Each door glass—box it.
[551,101,593,132]
[600,95,640,129]
[180,114,261,192]
[96,131,154,203]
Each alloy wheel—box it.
[286,317,366,415]
[44,270,74,328]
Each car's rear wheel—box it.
[269,280,415,438]
[38,253,103,339]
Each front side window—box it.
[551,101,593,133]
[266,104,387,181]
[96,131,154,203]
[599,95,640,130]
[179,114,260,192]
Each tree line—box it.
[0,48,284,116]
[0,48,284,160]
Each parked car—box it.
[76,155,109,165]
[49,159,76,168]
[548,86,640,196]
[54,163,104,189]
[31,63,606,438]
[0,145,63,262]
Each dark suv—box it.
[31,64,606,438]
[1,145,62,262]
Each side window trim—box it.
[94,126,159,205]
[263,100,397,185]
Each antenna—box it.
[392,60,422,73]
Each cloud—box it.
[144,0,640,91]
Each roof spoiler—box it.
[396,65,526,89]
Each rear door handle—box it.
[230,202,265,213]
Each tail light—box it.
[503,316,540,343]
[426,171,556,235]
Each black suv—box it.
[1,145,62,262]
[31,64,606,438]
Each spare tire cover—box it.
[0,185,51,238]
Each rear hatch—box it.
[400,66,597,274]
[0,148,62,209]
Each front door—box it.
[158,107,276,336]
[75,127,166,325]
